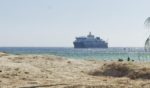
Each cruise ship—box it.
[73,32,108,48]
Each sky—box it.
[0,0,150,47]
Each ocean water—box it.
[0,47,150,61]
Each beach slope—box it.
[0,53,150,88]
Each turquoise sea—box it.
[0,47,150,61]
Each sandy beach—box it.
[0,52,150,88]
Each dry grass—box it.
[128,67,150,79]
[88,62,150,80]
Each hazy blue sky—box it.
[0,0,150,47]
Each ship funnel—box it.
[89,32,92,35]
[87,32,94,38]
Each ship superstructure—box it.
[73,32,108,48]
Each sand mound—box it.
[0,52,8,57]
[101,62,136,77]
[88,62,150,79]
[128,67,150,79]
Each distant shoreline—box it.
[0,47,149,62]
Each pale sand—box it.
[0,52,150,88]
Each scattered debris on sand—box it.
[0,54,150,88]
